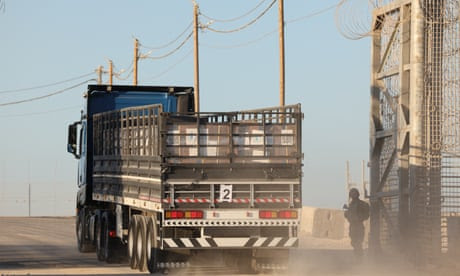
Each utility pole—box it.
[361,160,367,197]
[28,161,30,217]
[346,160,352,192]
[134,38,139,85]
[108,60,113,85]
[97,65,103,85]
[278,0,285,107]
[28,183,31,217]
[0,161,4,202]
[193,1,200,112]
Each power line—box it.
[200,2,339,50]
[205,0,277,34]
[0,79,93,107]
[0,72,95,94]
[0,105,80,119]
[201,29,277,49]
[200,0,268,23]
[143,49,193,81]
[138,21,193,50]
[113,60,133,75]
[112,60,134,81]
[287,2,339,24]
[114,68,134,81]
[140,31,193,60]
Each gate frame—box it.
[369,0,425,256]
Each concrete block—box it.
[300,206,317,236]
[299,206,370,249]
[311,208,346,240]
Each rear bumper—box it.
[162,236,298,249]
[163,219,300,227]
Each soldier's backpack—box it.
[358,200,370,221]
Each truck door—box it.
[78,120,87,188]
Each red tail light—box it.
[165,210,184,219]
[184,210,203,219]
[165,210,203,219]
[278,210,298,219]
[109,230,117,238]
[259,210,278,219]
[259,210,298,219]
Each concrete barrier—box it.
[312,208,346,239]
[300,206,346,239]
[299,206,369,249]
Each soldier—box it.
[344,188,369,259]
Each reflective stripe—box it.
[180,238,194,248]
[253,237,267,247]
[269,237,282,247]
[213,238,249,247]
[196,238,211,247]
[285,238,297,247]
[93,174,161,184]
[163,239,177,248]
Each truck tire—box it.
[128,215,139,269]
[76,209,95,253]
[95,212,106,262]
[136,216,148,272]
[237,250,257,274]
[102,211,121,264]
[146,216,159,273]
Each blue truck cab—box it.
[67,85,194,208]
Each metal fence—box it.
[93,104,163,157]
[370,0,460,265]
[421,0,460,263]
[92,104,303,210]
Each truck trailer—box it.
[67,84,303,273]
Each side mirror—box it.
[67,121,81,159]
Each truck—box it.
[67,84,303,273]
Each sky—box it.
[0,0,370,216]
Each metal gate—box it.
[370,0,460,264]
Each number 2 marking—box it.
[220,184,232,202]
[223,188,230,200]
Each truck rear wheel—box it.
[76,208,95,253]
[102,211,121,264]
[95,212,106,262]
[146,216,159,273]
[136,216,148,272]
[237,250,257,274]
[128,215,139,269]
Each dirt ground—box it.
[0,217,455,275]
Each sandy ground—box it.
[0,217,449,275]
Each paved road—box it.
[0,217,428,275]
[0,217,141,275]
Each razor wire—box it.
[335,0,404,40]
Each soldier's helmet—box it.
[349,188,360,199]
